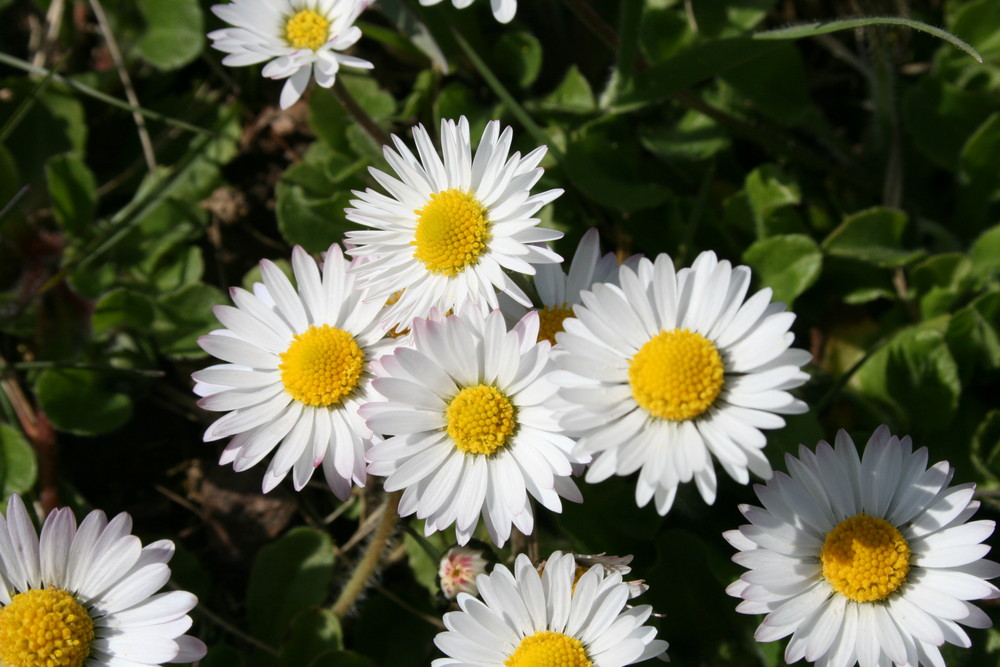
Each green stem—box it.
[332,78,391,148]
[331,490,403,619]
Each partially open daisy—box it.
[553,250,810,514]
[432,551,668,666]
[194,244,394,499]
[362,307,582,547]
[419,0,517,24]
[501,227,640,345]
[209,0,373,109]
[0,494,206,667]
[725,426,1000,667]
[345,117,563,332]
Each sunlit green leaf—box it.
[492,30,542,89]
[136,0,205,71]
[537,66,595,114]
[743,234,821,306]
[822,207,924,268]
[35,368,133,436]
[970,224,1000,284]
[0,423,37,503]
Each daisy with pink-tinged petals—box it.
[362,308,583,547]
[194,244,395,498]
[726,426,1000,667]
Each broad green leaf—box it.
[277,162,355,254]
[404,530,449,596]
[956,112,1000,232]
[35,369,133,436]
[638,4,694,63]
[136,0,205,71]
[691,0,776,37]
[822,207,923,268]
[745,164,802,238]
[537,66,596,114]
[946,292,1000,384]
[152,283,226,359]
[856,323,961,435]
[247,527,336,649]
[492,31,542,89]
[910,254,973,319]
[279,609,343,667]
[0,423,37,503]
[146,245,206,294]
[970,224,1000,284]
[947,0,1000,64]
[639,110,729,162]
[92,289,155,334]
[742,234,822,306]
[45,153,95,236]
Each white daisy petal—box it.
[727,427,999,666]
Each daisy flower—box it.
[0,494,206,667]
[362,307,582,547]
[345,117,564,332]
[439,545,491,600]
[208,0,373,109]
[194,244,394,499]
[419,0,517,24]
[554,250,810,514]
[433,550,668,666]
[725,426,1000,667]
[501,227,641,345]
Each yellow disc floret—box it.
[0,588,95,667]
[505,630,592,667]
[280,325,364,407]
[820,514,911,603]
[446,384,516,455]
[412,189,490,276]
[628,328,725,421]
[537,303,573,345]
[285,10,330,50]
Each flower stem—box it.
[331,489,403,619]
[332,78,391,148]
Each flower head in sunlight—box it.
[0,494,206,667]
[725,426,1000,667]
[432,551,668,666]
[208,0,372,109]
[362,307,582,547]
[420,0,517,24]
[554,250,810,515]
[194,244,395,499]
[345,117,563,333]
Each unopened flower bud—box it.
[439,546,490,599]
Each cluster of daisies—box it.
[188,110,998,667]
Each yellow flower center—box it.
[0,588,94,667]
[820,514,911,603]
[537,304,573,345]
[285,9,330,50]
[446,384,516,455]
[505,630,592,667]
[412,189,490,276]
[628,328,725,421]
[279,325,364,407]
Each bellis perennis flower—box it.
[0,494,206,667]
[726,426,1000,667]
[433,551,668,666]
[420,0,517,24]
[209,0,373,109]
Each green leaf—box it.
[691,0,776,37]
[956,113,1000,231]
[152,283,226,359]
[136,0,205,70]
[910,253,973,319]
[743,234,822,306]
[719,42,813,125]
[946,292,1000,384]
[639,110,729,162]
[92,288,155,334]
[947,0,1000,64]
[45,153,96,236]
[0,423,37,503]
[34,369,133,436]
[970,224,1000,284]
[404,530,448,597]
[856,323,961,435]
[492,30,542,89]
[537,66,596,114]
[822,207,924,268]
[745,164,802,238]
[247,527,336,649]
[277,162,355,254]
[902,77,997,170]
[279,609,343,667]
